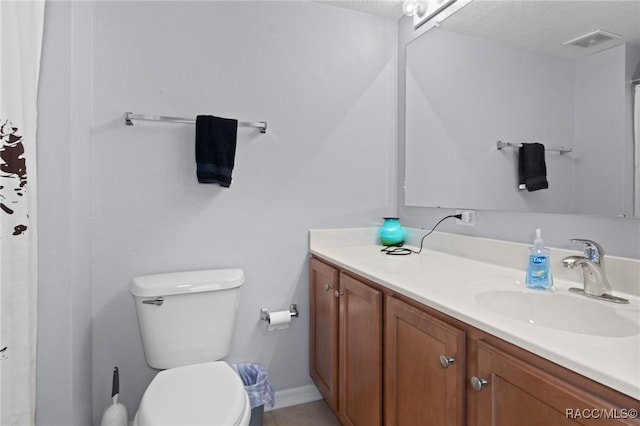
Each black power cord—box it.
[380,214,462,256]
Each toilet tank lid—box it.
[130,269,245,297]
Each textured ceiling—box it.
[317,0,640,59]
[314,0,405,18]
[441,1,640,59]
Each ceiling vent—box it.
[563,29,622,49]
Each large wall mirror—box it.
[405,0,640,217]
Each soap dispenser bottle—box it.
[526,228,553,290]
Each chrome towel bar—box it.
[125,112,267,134]
[496,140,571,155]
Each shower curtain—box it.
[0,1,45,424]
[635,84,640,216]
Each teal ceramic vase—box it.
[379,217,405,246]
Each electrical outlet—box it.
[456,209,476,226]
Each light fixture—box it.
[402,0,426,18]
[403,0,458,30]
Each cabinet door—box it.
[385,296,466,426]
[309,258,340,412]
[470,340,640,426]
[339,273,383,426]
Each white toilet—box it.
[130,268,251,426]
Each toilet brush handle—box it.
[112,367,120,400]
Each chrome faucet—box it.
[562,256,611,296]
[562,239,628,304]
[570,238,604,264]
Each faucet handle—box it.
[570,239,605,264]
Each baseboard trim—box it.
[265,384,323,412]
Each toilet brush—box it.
[100,367,128,426]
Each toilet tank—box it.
[130,269,245,369]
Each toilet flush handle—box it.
[142,297,164,306]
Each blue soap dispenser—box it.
[526,228,553,290]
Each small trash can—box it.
[231,363,275,426]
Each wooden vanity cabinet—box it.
[310,256,640,426]
[309,258,383,426]
[385,296,466,426]
[309,258,340,412]
[467,339,640,426]
[338,272,383,426]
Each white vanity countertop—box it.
[309,228,640,400]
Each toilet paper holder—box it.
[260,304,299,323]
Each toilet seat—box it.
[134,361,250,426]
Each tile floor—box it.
[263,399,341,426]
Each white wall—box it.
[37,1,397,424]
[574,45,628,216]
[37,2,93,425]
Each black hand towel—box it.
[195,115,238,187]
[518,142,549,191]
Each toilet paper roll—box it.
[267,310,291,331]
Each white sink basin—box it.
[475,289,639,337]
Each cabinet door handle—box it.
[439,355,455,368]
[470,376,489,392]
[324,283,333,291]
[334,290,344,298]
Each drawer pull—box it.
[325,283,333,291]
[439,355,455,368]
[470,376,488,392]
[334,290,344,298]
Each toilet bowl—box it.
[133,362,250,426]
[130,269,249,426]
